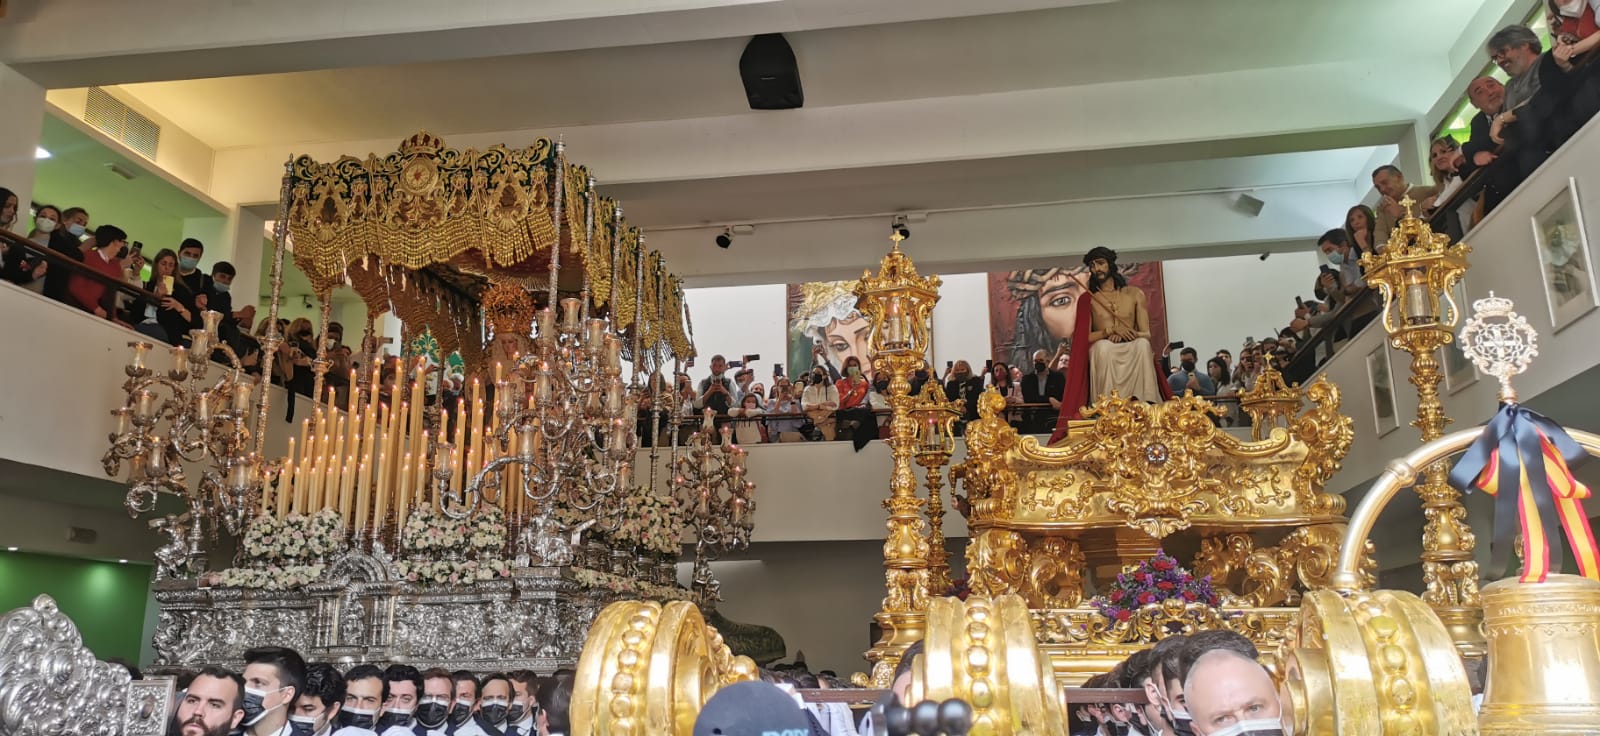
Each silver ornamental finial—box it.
[1457,291,1538,403]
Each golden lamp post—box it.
[856,230,942,686]
[1359,197,1483,658]
[911,381,961,597]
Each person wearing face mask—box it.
[376,664,424,736]
[290,663,347,736]
[2,203,57,288]
[207,260,239,346]
[454,673,513,736]
[414,669,456,736]
[41,205,90,303]
[164,238,212,341]
[1313,229,1378,334]
[835,355,875,451]
[66,224,129,321]
[800,366,839,441]
[332,664,387,736]
[1145,635,1194,736]
[1183,649,1283,736]
[1165,348,1216,399]
[242,645,309,736]
[446,671,480,736]
[1118,650,1173,736]
[504,671,541,736]
[1021,348,1067,434]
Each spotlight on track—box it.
[715,227,733,249]
[891,215,911,240]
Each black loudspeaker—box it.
[739,33,804,110]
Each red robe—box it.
[1047,291,1172,444]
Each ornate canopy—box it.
[282,131,693,369]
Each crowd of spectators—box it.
[147,644,574,736]
[1269,17,1600,383]
[1068,631,1279,736]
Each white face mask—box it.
[1206,718,1284,736]
[35,216,56,234]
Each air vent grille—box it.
[84,87,161,160]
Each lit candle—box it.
[356,446,373,533]
[282,437,297,516]
[137,390,156,419]
[407,360,425,476]
[233,383,252,413]
[329,414,347,513]
[393,451,411,532]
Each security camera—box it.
[715,228,733,249]
[891,215,911,240]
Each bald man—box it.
[1182,650,1282,736]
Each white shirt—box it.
[452,722,488,736]
[381,725,416,736]
[506,716,535,736]
[331,728,379,736]
[801,383,839,411]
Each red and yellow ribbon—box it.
[1449,404,1600,583]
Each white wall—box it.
[930,272,994,370]
[681,283,788,373]
[1164,251,1322,358]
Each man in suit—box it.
[292,663,346,736]
[504,671,540,736]
[378,665,424,736]
[1020,348,1065,434]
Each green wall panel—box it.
[0,551,153,663]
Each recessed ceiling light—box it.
[117,559,129,564]
[34,147,50,160]
[5,546,16,552]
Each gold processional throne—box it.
[954,367,1375,681]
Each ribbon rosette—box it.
[1448,403,1600,583]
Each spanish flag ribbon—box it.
[1447,403,1600,583]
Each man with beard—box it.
[168,666,245,736]
[413,669,455,736]
[290,663,345,736]
[378,665,424,736]
[1051,247,1171,443]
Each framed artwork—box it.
[1444,278,1478,394]
[125,678,175,736]
[1531,177,1598,333]
[1367,343,1399,437]
[987,262,1168,370]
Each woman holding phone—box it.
[140,248,189,345]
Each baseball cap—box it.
[692,681,812,736]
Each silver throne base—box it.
[150,556,610,672]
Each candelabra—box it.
[453,150,636,538]
[670,410,755,600]
[856,229,942,685]
[911,381,961,596]
[103,311,264,576]
[1359,197,1482,658]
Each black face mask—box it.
[479,703,510,727]
[1103,720,1132,736]
[116,245,129,260]
[337,707,377,731]
[377,708,414,731]
[1180,360,1197,373]
[447,701,474,727]
[1034,361,1048,372]
[507,704,527,724]
[812,373,825,383]
[415,699,450,729]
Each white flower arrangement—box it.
[401,504,507,555]
[610,492,684,557]
[215,564,325,591]
[397,558,512,586]
[238,511,345,564]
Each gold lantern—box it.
[856,229,943,685]
[1358,197,1481,658]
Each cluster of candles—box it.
[267,359,529,532]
